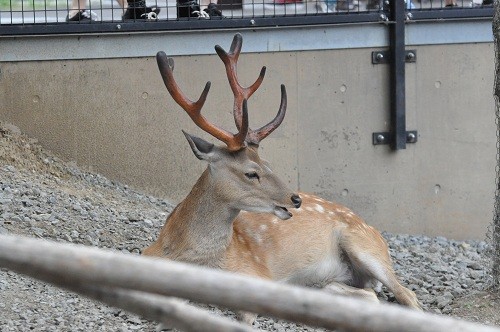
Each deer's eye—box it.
[245,172,260,180]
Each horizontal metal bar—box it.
[0,25,389,62]
[408,7,493,20]
[1,7,494,37]
[0,12,383,36]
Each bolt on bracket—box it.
[372,131,418,145]
[372,50,417,65]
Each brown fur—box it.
[143,147,421,312]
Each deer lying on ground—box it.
[143,34,421,323]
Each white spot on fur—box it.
[314,204,325,213]
[305,207,314,212]
[271,218,279,224]
[259,224,268,232]
[250,232,263,244]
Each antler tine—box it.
[246,84,287,146]
[156,51,247,152]
[215,34,267,131]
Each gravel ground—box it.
[0,122,497,331]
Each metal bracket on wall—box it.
[371,50,417,65]
[372,0,418,150]
[372,131,418,145]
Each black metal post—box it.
[389,0,407,150]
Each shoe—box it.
[122,0,160,20]
[203,3,223,17]
[66,9,97,22]
[445,3,458,6]
[177,0,222,18]
[482,0,493,5]
[177,0,202,18]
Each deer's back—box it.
[226,194,389,287]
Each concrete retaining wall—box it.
[0,25,495,239]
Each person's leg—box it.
[67,0,96,21]
[68,0,85,17]
[116,0,127,14]
[122,0,161,19]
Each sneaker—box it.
[203,3,224,17]
[66,9,97,22]
[177,0,222,18]
[122,0,160,20]
[177,0,202,18]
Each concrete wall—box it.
[0,25,495,240]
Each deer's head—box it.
[157,34,301,220]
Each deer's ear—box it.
[183,131,216,161]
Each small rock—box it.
[459,242,471,250]
[127,316,143,325]
[273,323,286,332]
[467,262,482,270]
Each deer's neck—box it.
[159,168,239,268]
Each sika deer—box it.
[143,34,421,322]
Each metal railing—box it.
[0,0,494,35]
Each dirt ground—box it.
[1,122,500,331]
[449,290,500,327]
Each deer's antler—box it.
[215,33,287,146]
[157,51,248,152]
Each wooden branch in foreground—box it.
[0,235,499,332]
[58,283,257,332]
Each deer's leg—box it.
[324,282,380,304]
[351,253,420,309]
[340,236,422,310]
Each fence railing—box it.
[0,0,494,35]
[1,234,500,332]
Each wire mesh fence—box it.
[0,0,493,25]
[489,0,500,291]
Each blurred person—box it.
[366,0,414,10]
[176,0,223,18]
[66,0,160,22]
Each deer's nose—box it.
[291,194,302,208]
